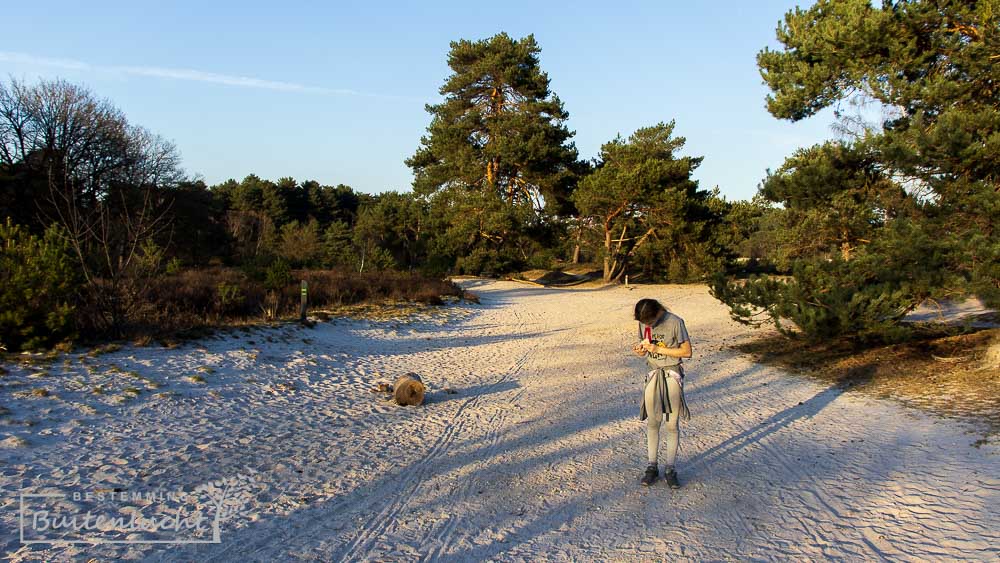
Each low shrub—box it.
[0,219,81,351]
[289,270,461,307]
[93,268,463,342]
[710,254,931,343]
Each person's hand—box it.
[632,343,647,356]
[641,341,658,353]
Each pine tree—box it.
[714,0,1000,342]
[572,122,712,282]
[0,219,80,351]
[406,33,580,273]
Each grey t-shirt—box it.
[639,312,690,368]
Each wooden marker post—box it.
[300,280,308,323]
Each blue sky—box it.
[0,0,838,201]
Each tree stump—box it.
[393,373,425,406]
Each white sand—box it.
[1,280,998,561]
[907,297,999,328]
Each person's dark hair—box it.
[634,298,666,325]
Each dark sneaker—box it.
[641,464,658,486]
[664,468,680,489]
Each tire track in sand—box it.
[334,300,543,561]
[418,305,544,560]
[192,297,536,562]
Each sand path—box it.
[3,281,998,561]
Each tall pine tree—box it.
[714,0,1000,342]
[406,33,580,273]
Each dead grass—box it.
[739,328,1000,438]
[315,300,437,320]
[87,343,121,357]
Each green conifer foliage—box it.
[406,33,581,273]
[714,0,999,341]
[0,219,80,351]
[572,122,714,283]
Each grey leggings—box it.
[645,374,682,467]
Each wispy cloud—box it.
[0,51,410,100]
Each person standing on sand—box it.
[632,298,692,487]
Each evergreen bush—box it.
[0,219,80,351]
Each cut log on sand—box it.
[394,373,425,406]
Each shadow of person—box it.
[684,385,841,474]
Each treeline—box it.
[0,79,465,351]
[3,0,998,351]
[0,33,743,351]
[0,60,740,282]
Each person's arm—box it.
[641,340,692,358]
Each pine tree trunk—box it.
[572,226,582,264]
[603,228,612,282]
[611,266,626,283]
